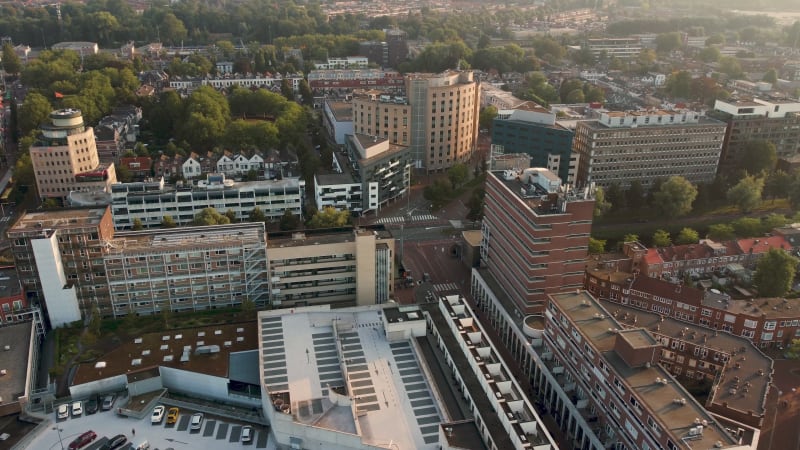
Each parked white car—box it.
[151,405,165,424]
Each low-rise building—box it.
[314,56,369,70]
[110,174,304,230]
[267,228,395,308]
[322,100,354,146]
[216,153,265,178]
[0,321,42,417]
[308,69,405,92]
[314,152,377,214]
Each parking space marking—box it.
[176,414,190,431]
[203,419,216,437]
[216,422,229,440]
[256,429,268,448]
[229,424,242,442]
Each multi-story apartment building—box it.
[426,295,559,450]
[586,263,800,349]
[492,106,576,184]
[353,70,480,171]
[267,228,394,308]
[481,168,595,314]
[29,109,118,200]
[352,92,411,148]
[314,153,378,214]
[710,98,800,174]
[385,29,408,68]
[573,110,727,188]
[470,269,764,450]
[314,57,369,70]
[625,235,790,280]
[7,208,116,327]
[406,71,481,171]
[307,69,405,93]
[110,174,304,230]
[359,40,388,67]
[104,223,268,317]
[585,37,643,58]
[344,133,412,210]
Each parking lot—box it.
[28,403,273,450]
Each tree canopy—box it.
[307,207,350,229]
[726,175,764,213]
[753,248,799,298]
[190,208,231,226]
[653,176,697,218]
[739,140,777,175]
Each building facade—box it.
[307,69,405,93]
[481,169,595,314]
[492,107,576,184]
[406,71,481,171]
[30,109,118,200]
[344,133,412,210]
[267,229,395,308]
[314,153,378,214]
[585,38,643,58]
[7,208,117,326]
[710,98,800,174]
[573,110,727,188]
[110,175,304,230]
[104,223,269,317]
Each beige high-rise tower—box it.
[352,70,480,172]
[29,109,116,200]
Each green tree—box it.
[190,208,231,226]
[763,69,778,84]
[605,182,625,211]
[132,218,144,230]
[707,224,735,241]
[732,217,762,237]
[753,248,799,297]
[655,32,682,53]
[479,105,498,131]
[298,79,314,106]
[622,233,639,243]
[225,209,237,222]
[566,89,585,103]
[762,214,787,233]
[249,207,266,223]
[280,78,294,101]
[1,43,22,75]
[726,175,764,213]
[307,206,350,229]
[279,210,301,231]
[593,186,611,218]
[626,180,645,209]
[765,170,793,200]
[161,215,177,228]
[652,229,672,247]
[718,56,743,78]
[698,46,721,63]
[653,176,697,218]
[786,339,800,359]
[447,163,469,188]
[588,237,606,254]
[739,140,777,175]
[675,227,699,245]
[666,71,692,99]
[42,198,58,209]
[17,92,51,137]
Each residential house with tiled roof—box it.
[118,157,153,180]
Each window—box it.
[764,321,776,330]
[744,319,758,329]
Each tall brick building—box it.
[480,168,595,314]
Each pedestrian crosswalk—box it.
[412,214,437,222]
[433,282,459,292]
[376,216,405,224]
[0,216,10,223]
[376,214,439,224]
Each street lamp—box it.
[52,426,64,450]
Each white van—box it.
[134,440,150,450]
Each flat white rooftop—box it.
[259,306,441,449]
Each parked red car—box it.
[68,430,97,450]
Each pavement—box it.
[27,404,274,450]
[758,359,800,450]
